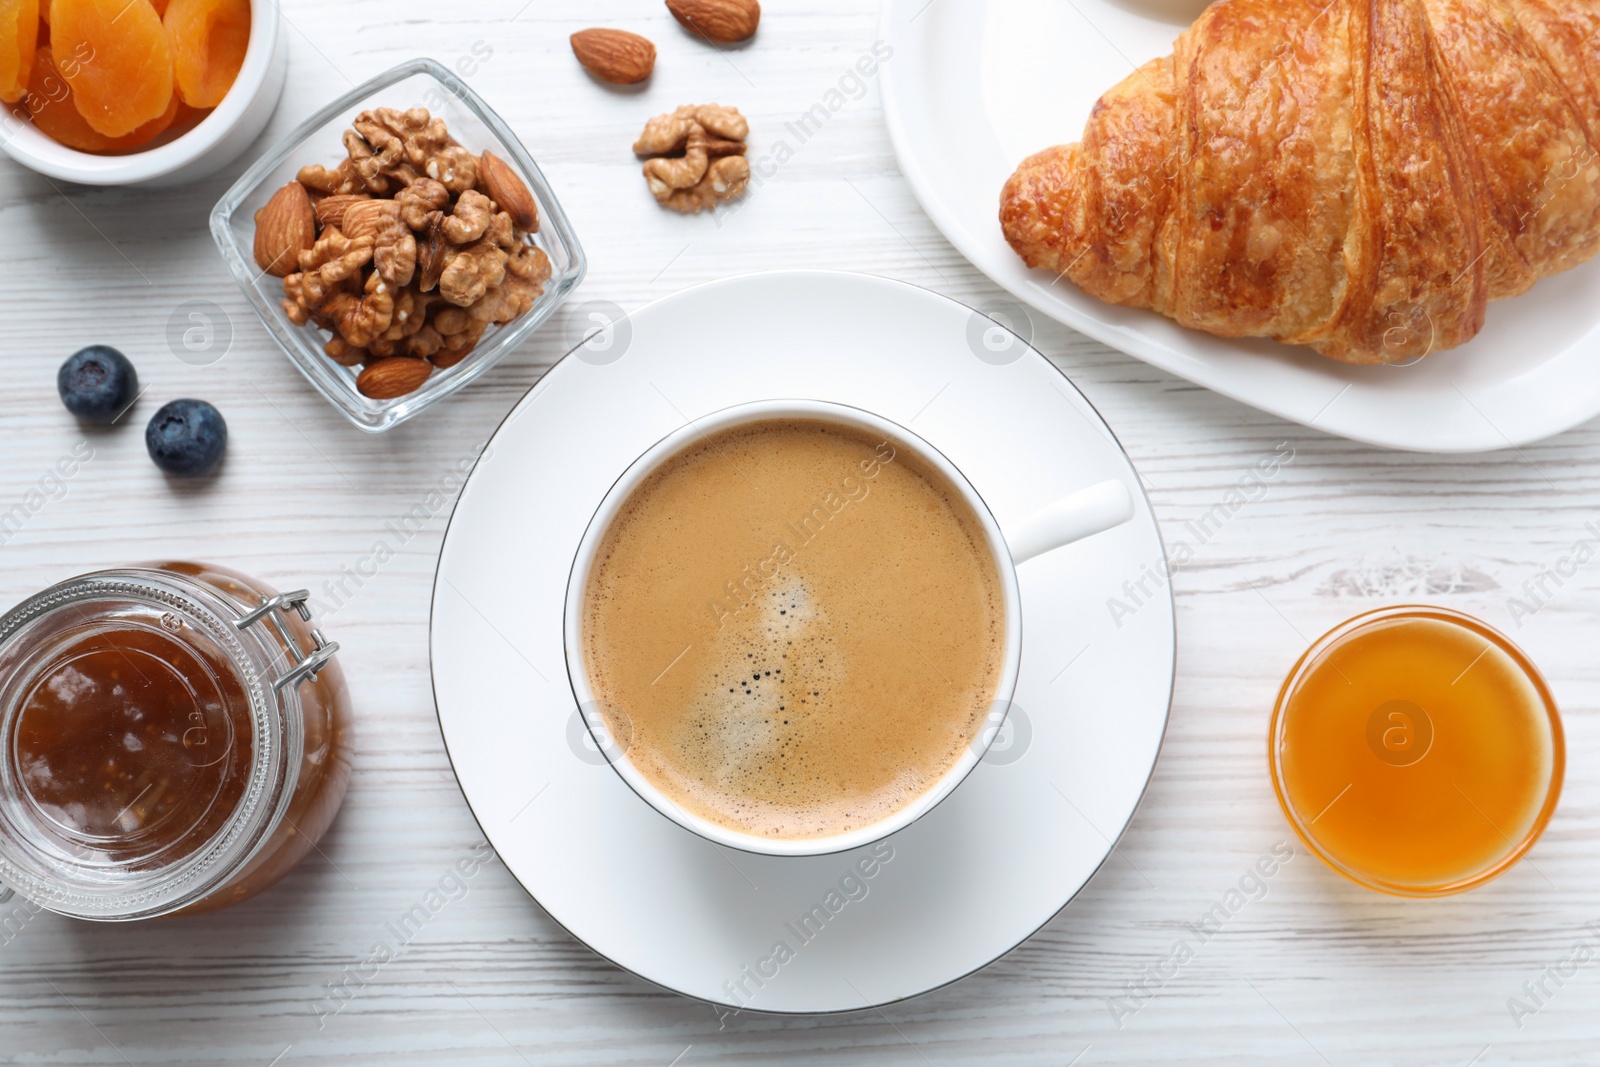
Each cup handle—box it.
[1007,479,1135,565]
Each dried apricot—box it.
[51,0,173,137]
[26,42,177,151]
[109,85,180,149]
[0,0,38,103]
[164,0,247,109]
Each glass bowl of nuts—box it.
[209,58,586,432]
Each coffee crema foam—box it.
[582,418,1005,839]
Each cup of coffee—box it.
[564,399,1132,857]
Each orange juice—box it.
[1270,606,1562,896]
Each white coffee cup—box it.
[564,399,1133,857]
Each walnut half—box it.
[634,103,750,214]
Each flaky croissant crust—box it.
[1000,0,1600,364]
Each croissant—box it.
[999,0,1600,364]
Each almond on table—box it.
[665,0,759,43]
[570,28,655,85]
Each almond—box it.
[357,357,433,399]
[430,340,477,369]
[340,198,402,240]
[313,193,371,230]
[666,0,759,43]
[478,150,539,234]
[570,28,656,85]
[253,182,316,277]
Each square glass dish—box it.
[210,58,586,432]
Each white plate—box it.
[430,271,1175,1012]
[879,0,1600,452]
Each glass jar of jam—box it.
[0,562,351,920]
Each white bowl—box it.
[0,0,285,187]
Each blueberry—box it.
[58,345,139,423]
[145,399,227,477]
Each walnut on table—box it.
[634,103,750,214]
[267,108,553,398]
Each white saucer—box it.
[430,271,1175,1012]
[879,0,1600,452]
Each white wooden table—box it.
[2,2,1597,1063]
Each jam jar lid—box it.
[0,569,326,920]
